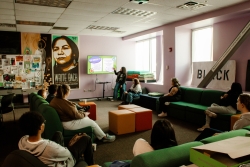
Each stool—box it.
[118,104,141,110]
[109,110,135,135]
[128,107,152,131]
[78,102,96,120]
[231,114,241,130]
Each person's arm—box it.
[233,114,250,130]
[133,138,154,157]
[114,69,118,75]
[47,141,75,167]
[64,100,85,119]
[166,87,178,96]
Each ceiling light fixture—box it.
[129,0,149,5]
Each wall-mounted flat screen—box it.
[87,55,117,74]
[0,31,21,54]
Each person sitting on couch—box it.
[37,89,47,99]
[133,119,177,156]
[158,77,181,117]
[18,111,94,166]
[50,84,115,143]
[46,84,90,111]
[120,78,142,105]
[195,93,250,141]
[46,84,58,103]
[197,82,242,132]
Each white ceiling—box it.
[0,0,249,37]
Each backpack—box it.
[110,160,130,167]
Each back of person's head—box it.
[150,119,177,150]
[239,94,250,111]
[121,67,126,74]
[56,84,70,98]
[19,112,45,136]
[231,82,242,94]
[37,89,46,99]
[48,84,58,95]
[172,77,180,87]
[133,78,140,86]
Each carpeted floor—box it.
[0,100,200,166]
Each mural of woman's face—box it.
[53,39,73,65]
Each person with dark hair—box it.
[18,111,94,166]
[111,67,127,101]
[52,36,79,89]
[133,119,177,156]
[46,84,58,103]
[158,77,182,117]
[52,36,79,74]
[37,89,47,99]
[50,84,115,143]
[120,78,142,105]
[197,82,243,131]
[195,93,250,141]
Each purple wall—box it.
[123,1,250,93]
[68,36,135,99]
[213,16,250,90]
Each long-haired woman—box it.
[111,66,127,101]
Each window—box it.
[135,38,156,77]
[192,26,213,62]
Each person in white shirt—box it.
[120,78,142,105]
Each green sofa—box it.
[167,87,236,131]
[103,129,249,167]
[29,92,94,145]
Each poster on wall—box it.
[52,35,79,89]
[191,60,236,90]
[21,33,52,87]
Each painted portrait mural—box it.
[52,35,79,89]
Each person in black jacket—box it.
[111,67,127,101]
[197,82,242,131]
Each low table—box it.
[78,102,97,120]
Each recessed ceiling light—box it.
[15,0,72,8]
[16,20,54,26]
[112,7,156,17]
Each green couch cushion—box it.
[200,89,225,106]
[200,129,249,144]
[243,125,250,131]
[182,87,203,104]
[148,92,164,97]
[130,141,203,167]
[41,105,64,140]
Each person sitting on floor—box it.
[120,78,142,105]
[133,119,177,156]
[37,89,47,99]
[197,82,242,131]
[158,77,182,117]
[195,93,250,141]
[18,111,94,167]
[50,84,115,143]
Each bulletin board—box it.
[0,54,42,88]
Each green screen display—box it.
[87,55,117,74]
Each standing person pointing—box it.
[111,67,127,101]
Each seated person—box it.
[120,78,142,105]
[158,77,181,117]
[46,84,58,103]
[197,82,242,131]
[133,119,177,156]
[18,111,94,166]
[37,89,47,99]
[50,84,115,143]
[195,93,250,141]
[46,84,90,111]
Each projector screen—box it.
[87,55,117,74]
